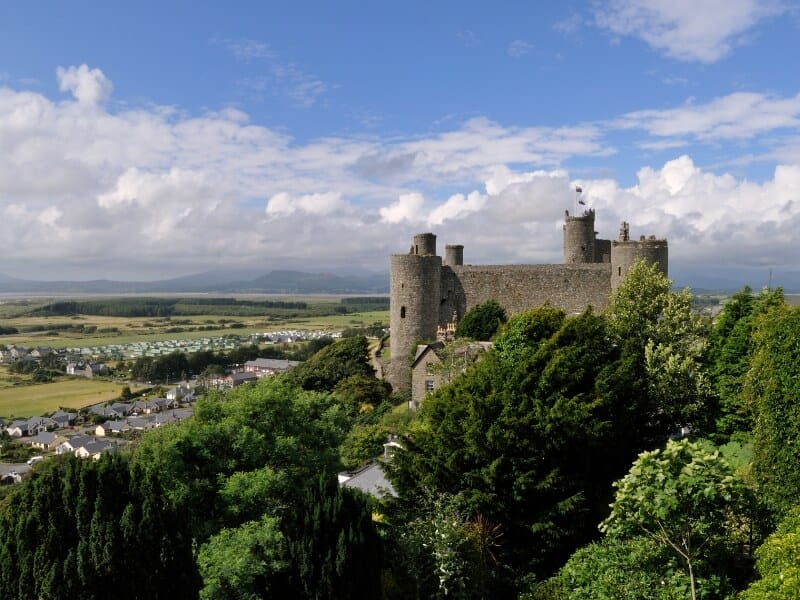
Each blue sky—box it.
[1,1,799,287]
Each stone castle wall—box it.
[439,264,611,325]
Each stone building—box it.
[388,209,668,389]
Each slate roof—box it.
[340,462,397,499]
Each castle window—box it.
[400,306,406,319]
[618,266,622,276]
[425,380,435,392]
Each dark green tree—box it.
[284,477,382,600]
[709,286,785,440]
[287,336,375,391]
[388,309,629,586]
[455,300,507,341]
[0,455,199,600]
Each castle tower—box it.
[444,244,464,266]
[389,233,442,389]
[563,209,597,263]
[610,226,668,292]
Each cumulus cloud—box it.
[56,64,113,104]
[428,191,487,225]
[380,193,425,223]
[573,155,800,270]
[266,191,344,216]
[594,0,785,63]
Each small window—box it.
[425,380,435,392]
[400,306,406,318]
[618,266,622,276]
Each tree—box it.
[0,455,199,600]
[287,336,374,391]
[606,259,714,439]
[197,516,290,600]
[388,310,630,585]
[600,439,751,600]
[455,300,507,341]
[643,288,713,433]
[746,305,800,517]
[284,477,382,600]
[740,506,800,599]
[544,536,689,600]
[709,286,785,440]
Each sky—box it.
[1,0,799,288]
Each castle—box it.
[388,209,668,389]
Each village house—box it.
[409,341,492,409]
[66,362,109,378]
[27,431,67,451]
[166,384,191,401]
[50,410,78,428]
[241,358,302,377]
[75,439,115,460]
[95,421,130,436]
[5,417,57,438]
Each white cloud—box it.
[428,191,487,225]
[575,155,800,269]
[507,40,533,57]
[220,37,329,109]
[594,0,785,63]
[616,91,800,141]
[266,191,344,216]
[380,193,425,223]
[554,11,583,34]
[56,64,113,105]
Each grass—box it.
[0,378,125,419]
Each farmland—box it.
[0,296,388,349]
[0,295,389,419]
[0,378,127,418]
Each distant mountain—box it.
[226,270,389,293]
[0,270,389,295]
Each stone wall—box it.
[439,263,612,324]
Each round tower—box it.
[563,209,597,263]
[389,235,442,389]
[444,244,464,266]
[412,233,437,256]
[611,234,669,293]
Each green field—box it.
[0,379,125,419]
[0,303,388,349]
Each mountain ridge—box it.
[0,269,390,295]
